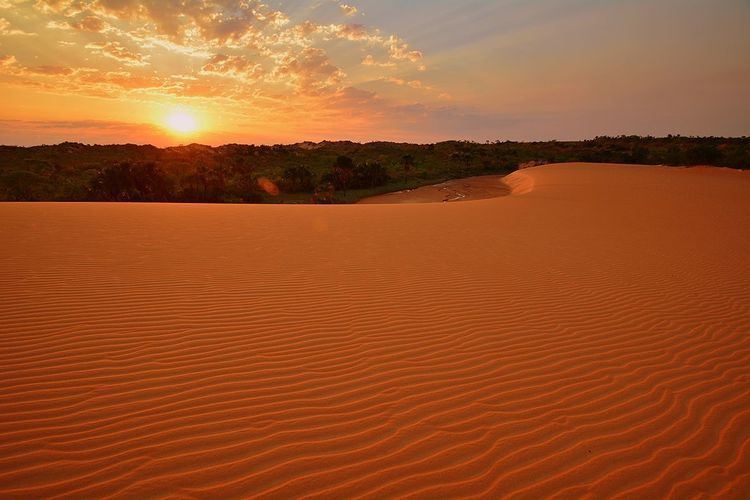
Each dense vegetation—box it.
[1,136,748,203]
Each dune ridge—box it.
[1,163,749,498]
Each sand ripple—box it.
[1,163,749,498]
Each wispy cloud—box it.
[0,17,37,36]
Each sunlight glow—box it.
[165,110,199,135]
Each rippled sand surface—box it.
[1,163,749,498]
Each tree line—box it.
[82,155,391,203]
[1,136,747,203]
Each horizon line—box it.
[2,135,749,149]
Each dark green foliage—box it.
[450,151,473,170]
[352,161,390,189]
[227,171,264,203]
[322,158,389,191]
[311,182,336,204]
[630,146,649,164]
[322,157,355,192]
[1,170,47,200]
[685,144,721,165]
[281,165,316,193]
[89,162,171,202]
[179,163,240,202]
[723,146,750,169]
[334,155,355,170]
[1,136,748,203]
[664,146,683,166]
[401,154,415,183]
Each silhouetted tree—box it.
[181,164,228,202]
[630,146,649,164]
[4,137,750,203]
[228,171,263,202]
[334,155,355,170]
[685,144,721,165]
[1,170,45,200]
[323,156,355,192]
[89,162,170,201]
[352,161,390,188]
[281,165,315,193]
[664,146,683,166]
[450,151,473,170]
[723,146,750,169]
[401,154,415,183]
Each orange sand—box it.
[359,175,510,203]
[1,163,749,498]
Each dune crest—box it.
[503,169,536,196]
[1,163,749,498]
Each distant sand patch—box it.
[358,175,510,203]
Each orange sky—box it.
[0,0,748,146]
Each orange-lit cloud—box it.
[0,0,748,145]
[85,41,150,66]
[200,54,263,81]
[0,0,440,145]
[0,17,37,36]
[339,4,358,17]
[71,15,107,32]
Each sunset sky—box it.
[0,0,748,146]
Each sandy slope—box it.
[358,175,510,203]
[1,163,749,498]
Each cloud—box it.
[339,4,357,17]
[387,35,422,62]
[0,17,37,36]
[316,23,380,44]
[274,47,345,94]
[84,0,289,44]
[308,86,518,142]
[0,53,15,65]
[46,20,72,30]
[362,54,395,68]
[71,15,107,32]
[0,60,160,95]
[45,13,109,32]
[85,41,149,66]
[5,0,445,140]
[380,76,432,91]
[0,56,74,76]
[77,70,164,91]
[201,54,263,81]
[26,65,74,75]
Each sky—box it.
[0,0,748,146]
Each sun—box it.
[165,110,199,135]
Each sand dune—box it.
[359,175,511,203]
[1,163,749,498]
